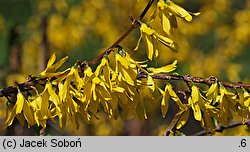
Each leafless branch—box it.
[137,73,250,89]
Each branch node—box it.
[209,76,217,83]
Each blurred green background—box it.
[0,0,250,135]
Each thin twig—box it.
[140,0,155,20]
[88,26,136,66]
[137,73,250,89]
[88,0,155,66]
[1,72,250,98]
[194,120,250,136]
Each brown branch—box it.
[193,120,250,136]
[0,71,69,98]
[1,73,250,98]
[88,25,136,66]
[0,77,37,98]
[140,0,155,20]
[137,73,250,89]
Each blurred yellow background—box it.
[0,0,250,135]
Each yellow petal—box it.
[112,87,125,93]
[167,84,185,110]
[149,60,177,74]
[47,82,60,106]
[168,1,192,22]
[189,96,202,121]
[40,89,50,119]
[152,37,159,60]
[95,58,107,76]
[34,112,40,126]
[91,83,97,101]
[46,52,56,68]
[72,67,84,90]
[168,12,177,28]
[203,111,215,132]
[82,81,92,108]
[84,66,94,78]
[190,86,202,121]
[4,106,17,127]
[157,0,167,10]
[40,53,68,77]
[161,87,170,118]
[92,76,101,84]
[134,34,142,51]
[206,82,218,100]
[59,78,71,101]
[147,76,155,92]
[191,86,200,103]
[143,35,154,60]
[243,89,250,106]
[116,53,131,69]
[121,68,135,86]
[140,23,155,35]
[160,11,171,35]
[16,92,24,114]
[160,11,178,35]
[116,54,137,86]
[218,85,230,124]
[193,104,202,121]
[23,100,35,125]
[47,56,68,73]
[111,93,119,109]
[58,104,67,128]
[155,33,177,51]
[176,108,190,129]
[103,63,112,88]
[88,100,99,114]
[189,12,201,16]
[97,83,111,101]
[30,96,41,109]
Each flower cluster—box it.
[4,50,177,128]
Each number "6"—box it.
[241,139,246,147]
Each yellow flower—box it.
[4,91,36,127]
[158,0,193,22]
[115,53,137,86]
[149,0,200,35]
[148,60,177,74]
[161,83,186,118]
[40,53,68,78]
[136,23,177,60]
